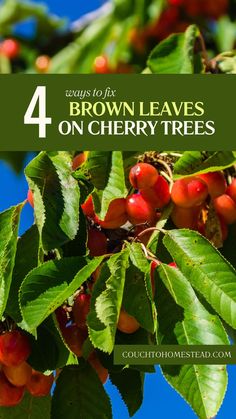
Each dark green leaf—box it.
[28,315,70,372]
[0,204,23,318]
[0,152,29,173]
[0,392,51,419]
[6,225,39,323]
[148,25,200,74]
[110,369,144,417]
[51,364,112,419]
[126,242,156,333]
[173,151,236,178]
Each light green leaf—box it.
[163,229,236,329]
[25,151,80,251]
[173,151,236,178]
[157,264,228,419]
[87,151,127,219]
[88,250,129,353]
[20,256,103,333]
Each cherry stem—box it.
[157,159,173,179]
[134,226,166,242]
[198,32,209,66]
[160,170,173,188]
[140,243,160,262]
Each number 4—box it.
[24,86,52,138]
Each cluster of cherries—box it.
[27,155,236,385]
[171,172,236,240]
[0,329,54,407]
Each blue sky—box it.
[0,0,235,417]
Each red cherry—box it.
[27,189,34,208]
[88,352,109,384]
[73,293,91,329]
[87,228,107,257]
[35,55,51,73]
[0,372,25,407]
[3,362,32,387]
[129,163,158,189]
[93,55,110,74]
[98,198,128,229]
[171,177,208,208]
[117,309,140,334]
[214,194,236,225]
[26,370,53,397]
[61,324,87,357]
[171,205,201,229]
[72,152,86,170]
[0,330,31,367]
[198,172,226,198]
[140,175,170,208]
[126,193,156,225]
[226,178,236,203]
[0,39,20,59]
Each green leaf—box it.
[0,392,51,419]
[86,151,127,219]
[0,204,23,319]
[173,151,236,178]
[216,17,236,52]
[110,369,144,417]
[6,225,39,323]
[28,315,70,372]
[147,25,200,74]
[126,242,156,333]
[157,264,228,419]
[25,151,80,251]
[88,250,129,353]
[85,151,112,190]
[50,13,113,74]
[163,229,236,329]
[20,256,103,333]
[0,151,29,173]
[0,0,64,34]
[62,208,87,257]
[51,364,112,419]
[98,151,127,220]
